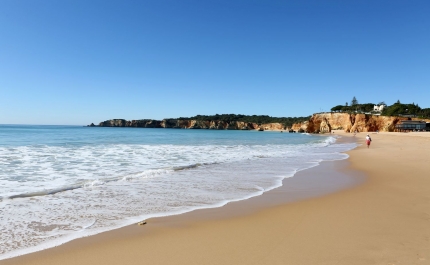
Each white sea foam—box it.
[0,134,356,260]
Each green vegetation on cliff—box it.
[174,114,310,127]
[381,102,430,117]
[330,97,430,118]
[331,103,376,113]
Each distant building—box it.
[373,104,386,112]
[399,114,417,118]
[395,120,427,132]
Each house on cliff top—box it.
[373,104,386,112]
[373,104,386,114]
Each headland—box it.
[90,113,430,133]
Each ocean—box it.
[0,125,356,260]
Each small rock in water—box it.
[137,221,147,226]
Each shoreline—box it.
[4,132,430,264]
[0,133,351,261]
[2,135,362,263]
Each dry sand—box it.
[3,132,430,265]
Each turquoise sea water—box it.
[0,125,356,259]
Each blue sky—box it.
[1,0,429,125]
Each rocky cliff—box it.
[95,113,429,132]
[291,113,430,133]
[96,119,287,131]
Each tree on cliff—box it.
[420,108,430,118]
[382,103,422,116]
[329,99,429,117]
[360,103,376,112]
[176,114,310,127]
[331,101,375,113]
[331,105,344,112]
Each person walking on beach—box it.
[365,134,372,148]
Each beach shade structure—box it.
[395,120,427,132]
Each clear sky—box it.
[1,0,429,125]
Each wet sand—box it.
[4,132,430,265]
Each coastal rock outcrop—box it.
[98,119,164,128]
[292,113,430,133]
[93,114,429,133]
[259,123,285,131]
[99,119,128,127]
[96,119,288,131]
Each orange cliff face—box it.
[291,113,430,133]
[97,119,289,130]
[259,123,285,131]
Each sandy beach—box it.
[3,132,430,265]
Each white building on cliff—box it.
[373,104,386,112]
